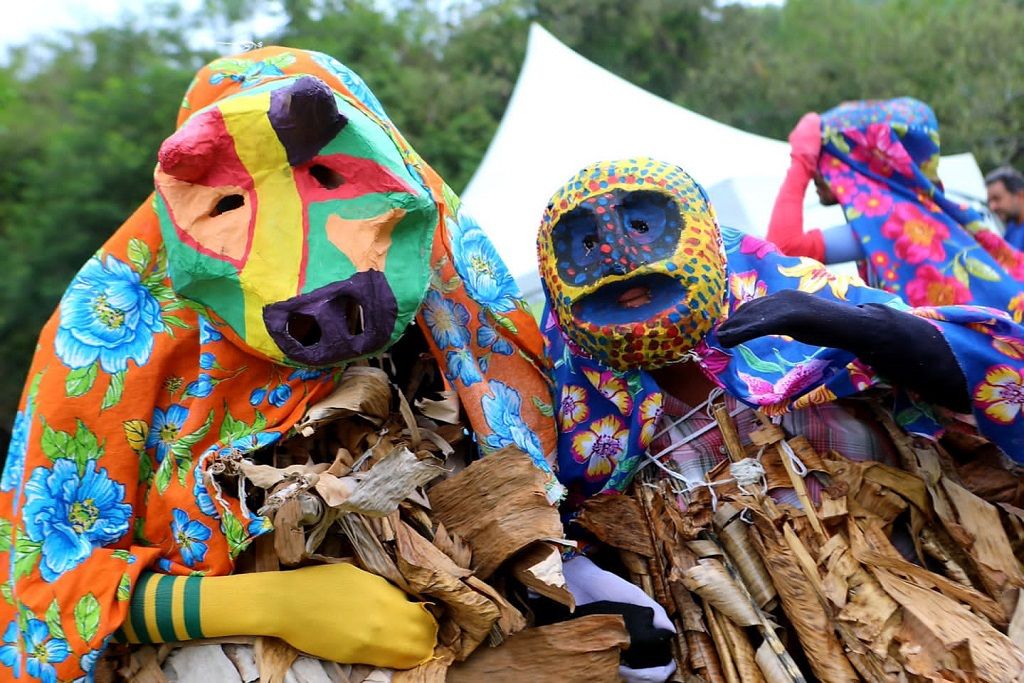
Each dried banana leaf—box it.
[714,504,776,610]
[446,615,629,683]
[296,366,392,433]
[509,542,574,608]
[254,637,300,683]
[681,558,760,628]
[750,514,859,682]
[575,493,656,557]
[429,446,564,578]
[873,568,1024,681]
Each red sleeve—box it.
[766,163,825,262]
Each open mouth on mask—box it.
[573,273,686,325]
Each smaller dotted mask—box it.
[537,159,727,371]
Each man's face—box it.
[813,172,838,206]
[987,180,1024,224]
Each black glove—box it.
[716,289,969,412]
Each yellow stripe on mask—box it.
[220,91,304,360]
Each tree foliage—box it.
[2,0,1024,429]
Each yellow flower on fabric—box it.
[993,335,1024,361]
[974,365,1024,425]
[729,270,767,309]
[638,393,663,445]
[582,368,633,414]
[558,384,590,431]
[571,415,629,479]
[1010,293,1024,324]
[792,384,838,410]
[777,258,860,300]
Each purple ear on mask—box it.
[269,76,348,167]
[262,270,397,366]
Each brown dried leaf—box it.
[873,568,1024,682]
[1009,588,1024,649]
[432,522,472,570]
[509,542,574,609]
[297,366,391,433]
[715,504,776,610]
[943,478,1024,604]
[394,519,471,580]
[314,473,358,507]
[465,576,527,640]
[750,517,859,682]
[117,646,169,683]
[237,462,316,490]
[446,615,629,683]
[681,558,761,628]
[336,514,409,592]
[575,492,655,557]
[415,391,461,425]
[394,553,500,660]
[326,448,354,477]
[429,446,563,578]
[254,637,299,683]
[847,519,1007,626]
[338,447,443,517]
[716,608,764,683]
[703,606,740,683]
[395,385,421,448]
[755,640,795,683]
[272,498,306,566]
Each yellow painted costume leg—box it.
[117,564,437,669]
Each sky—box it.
[0,0,284,56]
[1,0,784,54]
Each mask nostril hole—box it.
[310,163,345,190]
[336,296,364,336]
[286,312,322,347]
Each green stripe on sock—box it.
[112,628,127,644]
[183,575,204,639]
[130,572,154,644]
[154,575,177,643]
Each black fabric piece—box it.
[528,598,674,669]
[716,289,970,412]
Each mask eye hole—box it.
[583,235,598,253]
[630,219,649,234]
[310,163,345,190]
[210,194,245,217]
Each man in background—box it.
[986,165,1024,249]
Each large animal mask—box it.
[537,159,727,370]
[155,75,438,366]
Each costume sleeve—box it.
[821,225,866,263]
[923,306,1024,460]
[766,163,825,262]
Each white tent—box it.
[461,23,990,306]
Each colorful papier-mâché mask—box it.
[538,159,726,370]
[155,75,438,366]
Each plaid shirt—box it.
[649,392,900,507]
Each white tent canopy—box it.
[461,24,989,306]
